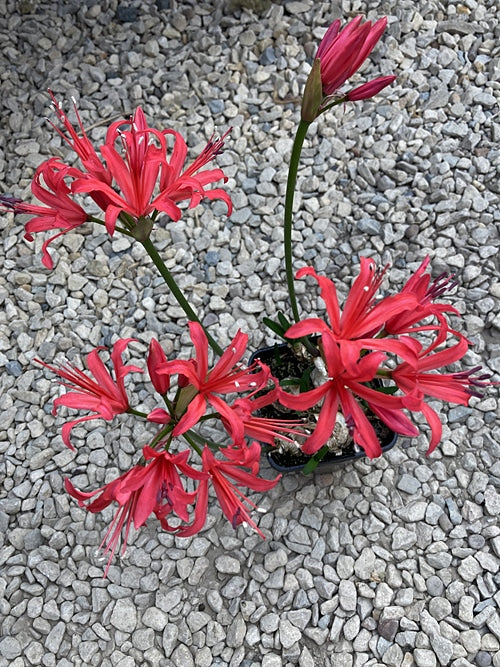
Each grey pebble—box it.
[0,637,22,659]
[110,599,137,632]
[338,580,357,612]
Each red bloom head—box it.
[71,110,233,235]
[302,16,395,120]
[65,445,208,576]
[316,16,389,96]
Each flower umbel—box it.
[301,16,395,120]
[278,260,491,458]
[71,109,233,234]
[65,446,208,576]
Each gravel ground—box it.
[1,0,499,666]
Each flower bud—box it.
[346,75,396,101]
[147,339,170,395]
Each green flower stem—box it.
[318,98,345,117]
[88,215,133,237]
[141,238,223,357]
[284,100,346,324]
[284,119,311,323]
[127,407,149,419]
[181,430,204,457]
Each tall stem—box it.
[284,119,311,323]
[141,238,223,356]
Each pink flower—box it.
[318,16,391,93]
[71,109,233,234]
[154,128,233,217]
[65,446,207,576]
[120,446,208,531]
[287,262,420,372]
[181,443,280,538]
[2,159,87,269]
[65,469,140,577]
[48,90,111,186]
[278,333,418,457]
[384,256,460,337]
[37,339,142,449]
[158,322,269,440]
[392,336,493,453]
[346,75,397,101]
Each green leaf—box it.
[372,385,398,395]
[298,366,314,392]
[277,311,292,331]
[303,445,329,474]
[262,317,287,340]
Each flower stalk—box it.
[284,119,310,324]
[141,237,223,356]
[284,100,343,324]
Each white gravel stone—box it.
[339,580,357,612]
[279,618,302,649]
[414,649,437,667]
[109,600,137,633]
[0,637,22,660]
[264,549,288,572]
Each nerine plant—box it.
[2,16,494,574]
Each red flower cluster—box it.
[279,259,492,458]
[301,16,396,121]
[38,259,494,574]
[40,323,301,572]
[2,94,232,268]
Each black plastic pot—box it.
[249,342,398,474]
